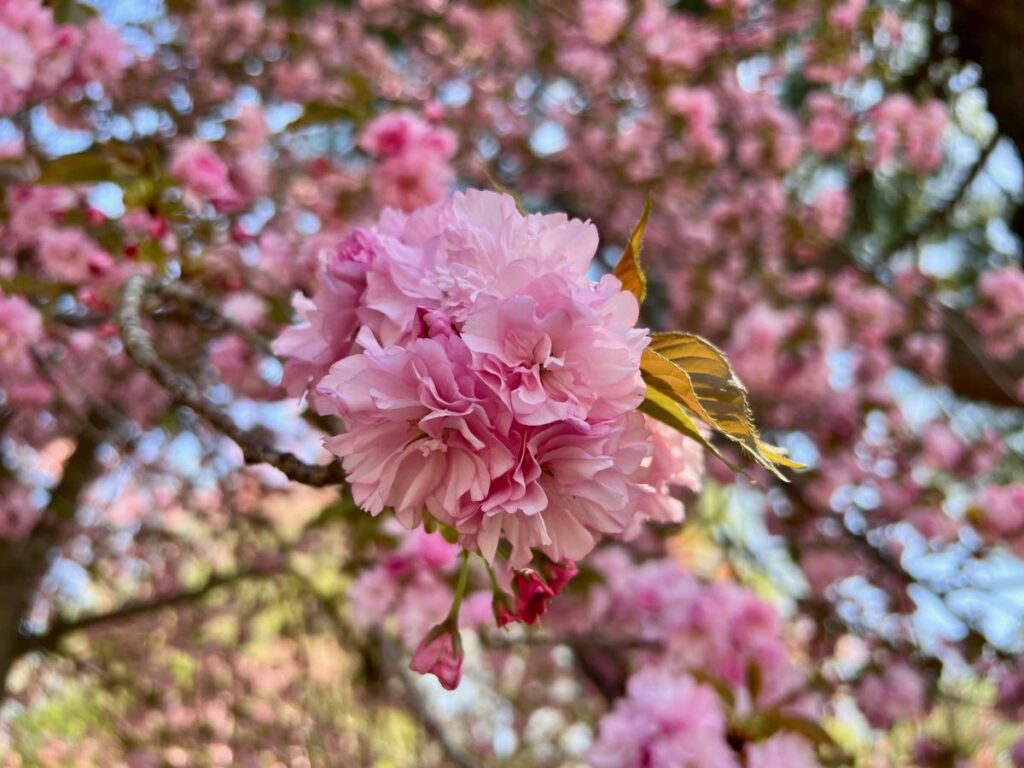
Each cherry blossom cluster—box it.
[869,95,949,174]
[971,266,1024,363]
[274,189,700,572]
[169,106,272,215]
[577,551,823,766]
[360,111,458,212]
[0,0,124,116]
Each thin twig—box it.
[155,280,274,354]
[879,134,1000,262]
[481,631,660,651]
[116,274,345,487]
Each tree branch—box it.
[1,409,110,697]
[116,274,346,487]
[949,0,1024,241]
[878,134,1000,263]
[22,562,284,654]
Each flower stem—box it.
[448,550,471,621]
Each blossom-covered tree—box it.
[1,0,1023,766]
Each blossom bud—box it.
[409,620,463,690]
[543,560,578,596]
[513,569,555,625]
[492,587,519,628]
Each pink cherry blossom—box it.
[360,112,455,160]
[971,267,1024,360]
[360,111,457,211]
[746,734,821,768]
[806,94,849,156]
[460,273,647,425]
[472,413,650,567]
[973,484,1024,537]
[512,569,556,625]
[272,228,377,401]
[36,228,113,283]
[371,151,455,212]
[870,96,947,173]
[76,19,126,84]
[579,0,629,45]
[169,140,241,211]
[544,559,578,594]
[856,662,926,729]
[275,190,688,571]
[0,26,36,95]
[589,666,739,768]
[629,417,704,532]
[315,330,512,531]
[920,422,964,473]
[0,290,42,368]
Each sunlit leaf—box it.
[759,442,805,469]
[641,347,711,423]
[642,332,805,480]
[640,386,719,455]
[613,195,652,304]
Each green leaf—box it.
[37,153,118,185]
[642,332,805,480]
[285,101,359,131]
[760,711,837,749]
[746,657,763,704]
[690,669,736,710]
[52,0,98,24]
[612,195,652,305]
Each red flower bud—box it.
[513,569,555,625]
[492,588,519,628]
[544,560,578,596]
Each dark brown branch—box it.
[949,0,1024,241]
[942,309,1023,407]
[1,409,109,697]
[22,563,284,654]
[852,132,1022,408]
[116,274,345,487]
[155,280,274,355]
